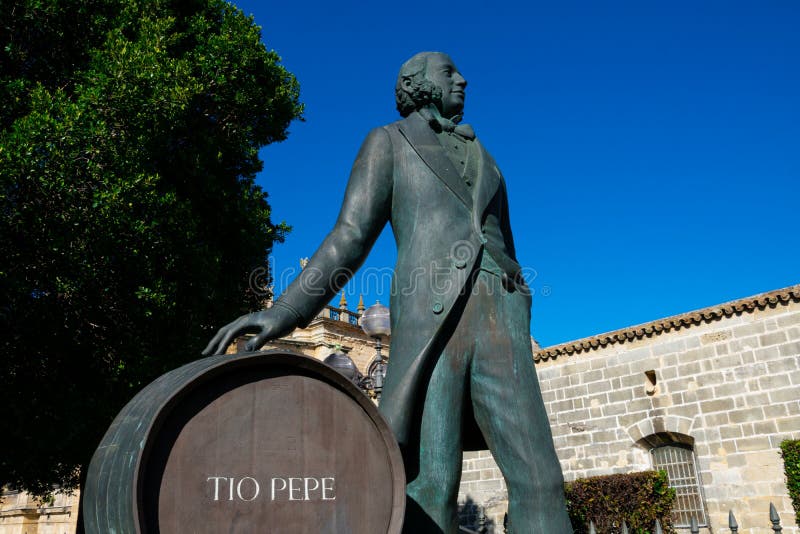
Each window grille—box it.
[349,314,359,326]
[651,444,707,528]
[329,310,340,321]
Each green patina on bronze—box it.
[205,52,572,533]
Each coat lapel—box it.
[397,112,474,210]
[471,139,501,230]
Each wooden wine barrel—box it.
[84,350,405,533]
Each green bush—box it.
[565,470,676,534]
[781,440,800,527]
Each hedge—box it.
[781,440,800,528]
[565,470,676,534]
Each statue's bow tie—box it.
[429,115,475,140]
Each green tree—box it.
[0,0,302,495]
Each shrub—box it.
[781,440,800,527]
[565,470,676,534]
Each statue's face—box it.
[425,53,467,118]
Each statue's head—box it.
[395,52,467,119]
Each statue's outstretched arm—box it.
[203,127,393,356]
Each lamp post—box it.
[322,302,390,401]
[360,301,390,401]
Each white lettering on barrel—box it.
[208,476,336,501]
[271,477,287,500]
[303,477,319,500]
[288,478,303,500]
[207,476,226,501]
[322,477,335,500]
[236,477,260,501]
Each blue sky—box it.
[231,0,799,347]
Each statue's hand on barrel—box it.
[202,306,298,356]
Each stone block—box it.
[564,360,592,377]
[701,330,731,344]
[732,322,766,338]
[720,425,743,440]
[701,398,736,413]
[752,420,779,435]
[764,404,789,418]
[659,353,679,369]
[607,388,634,404]
[760,331,788,347]
[777,417,800,432]
[754,345,781,363]
[658,366,677,381]
[580,369,604,384]
[589,356,609,370]
[713,382,744,397]
[479,469,501,481]
[678,361,702,376]
[652,339,686,357]
[770,387,800,404]
[546,376,570,389]
[711,352,744,369]
[740,350,756,364]
[551,399,574,412]
[474,458,498,470]
[729,407,765,424]
[461,470,480,482]
[743,392,771,409]
[704,412,731,427]
[614,346,652,364]
[776,312,800,328]
[699,372,727,388]
[602,403,628,417]
[591,430,618,443]
[758,373,792,390]
[767,357,799,374]
[568,433,592,446]
[735,436,770,452]
[778,341,800,358]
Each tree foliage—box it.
[0,0,302,494]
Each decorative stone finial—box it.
[339,291,348,309]
[357,294,365,313]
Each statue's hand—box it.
[202,307,298,356]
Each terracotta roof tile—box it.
[534,284,800,362]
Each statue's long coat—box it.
[278,110,526,453]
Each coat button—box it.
[454,259,467,269]
[432,302,444,314]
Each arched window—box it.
[650,441,707,529]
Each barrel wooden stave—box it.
[84,350,405,534]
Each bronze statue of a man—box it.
[205,52,572,533]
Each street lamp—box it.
[321,302,390,401]
[361,301,390,401]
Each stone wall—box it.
[0,489,78,534]
[457,285,800,533]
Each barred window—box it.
[651,444,707,528]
